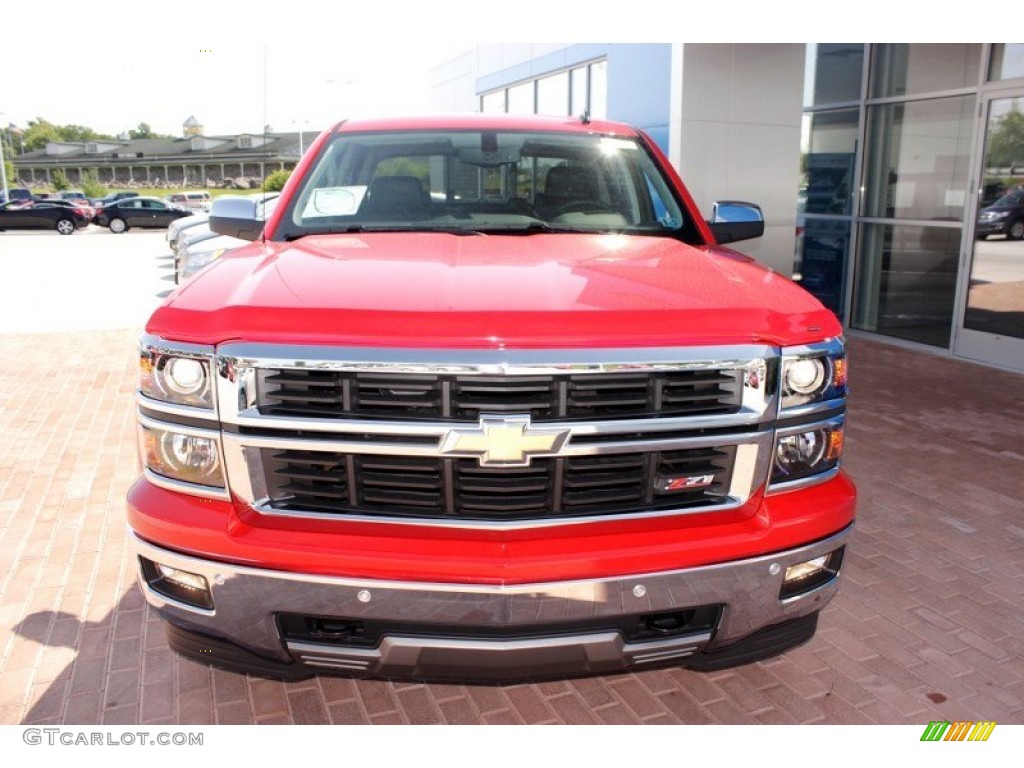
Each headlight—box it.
[770,421,844,487]
[140,348,214,409]
[780,342,847,410]
[139,422,224,488]
[182,247,226,280]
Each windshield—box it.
[275,129,697,242]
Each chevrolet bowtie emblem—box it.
[439,415,570,467]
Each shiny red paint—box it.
[127,474,855,585]
[148,233,839,348]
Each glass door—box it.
[955,93,1024,371]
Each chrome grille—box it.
[256,368,744,422]
[261,446,736,521]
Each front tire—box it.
[55,218,76,235]
[109,217,127,234]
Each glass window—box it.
[794,219,850,319]
[570,67,587,117]
[871,44,981,98]
[804,44,864,106]
[852,223,959,347]
[537,71,569,116]
[507,82,534,114]
[278,129,695,240]
[481,91,505,113]
[988,44,1024,82]
[589,61,608,120]
[800,109,858,216]
[862,95,975,221]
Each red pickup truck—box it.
[129,114,855,681]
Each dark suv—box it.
[1,187,34,204]
[976,187,1024,239]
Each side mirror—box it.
[707,200,765,244]
[209,195,263,241]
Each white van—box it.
[168,191,212,212]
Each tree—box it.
[3,156,15,189]
[81,170,105,199]
[987,109,1024,169]
[263,169,292,192]
[129,122,155,140]
[51,169,70,191]
[22,118,60,152]
[21,118,116,152]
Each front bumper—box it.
[133,524,851,681]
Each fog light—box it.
[780,548,844,600]
[140,557,214,610]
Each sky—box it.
[3,3,987,140]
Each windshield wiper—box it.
[284,225,491,241]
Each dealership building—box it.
[431,44,1024,373]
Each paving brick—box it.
[609,676,670,720]
[703,697,757,724]
[593,702,642,724]
[328,701,371,724]
[287,688,330,724]
[216,701,254,724]
[212,668,249,705]
[248,678,291,718]
[433,697,480,724]
[140,681,175,722]
[541,692,600,724]
[656,688,715,724]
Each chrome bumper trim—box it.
[132,525,852,676]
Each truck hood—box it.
[149,232,841,348]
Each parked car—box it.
[0,187,34,204]
[91,191,140,208]
[0,200,90,234]
[167,191,212,212]
[43,197,96,220]
[174,196,280,283]
[59,190,88,202]
[166,212,209,251]
[93,196,191,233]
[976,186,1024,239]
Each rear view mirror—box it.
[708,201,765,244]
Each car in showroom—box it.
[0,200,91,234]
[976,186,1024,239]
[93,196,192,233]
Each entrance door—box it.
[955,93,1024,371]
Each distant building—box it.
[182,116,203,138]
[10,130,309,188]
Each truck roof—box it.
[330,113,642,137]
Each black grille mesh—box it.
[263,445,735,521]
[256,368,744,422]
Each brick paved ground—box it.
[0,330,1022,725]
